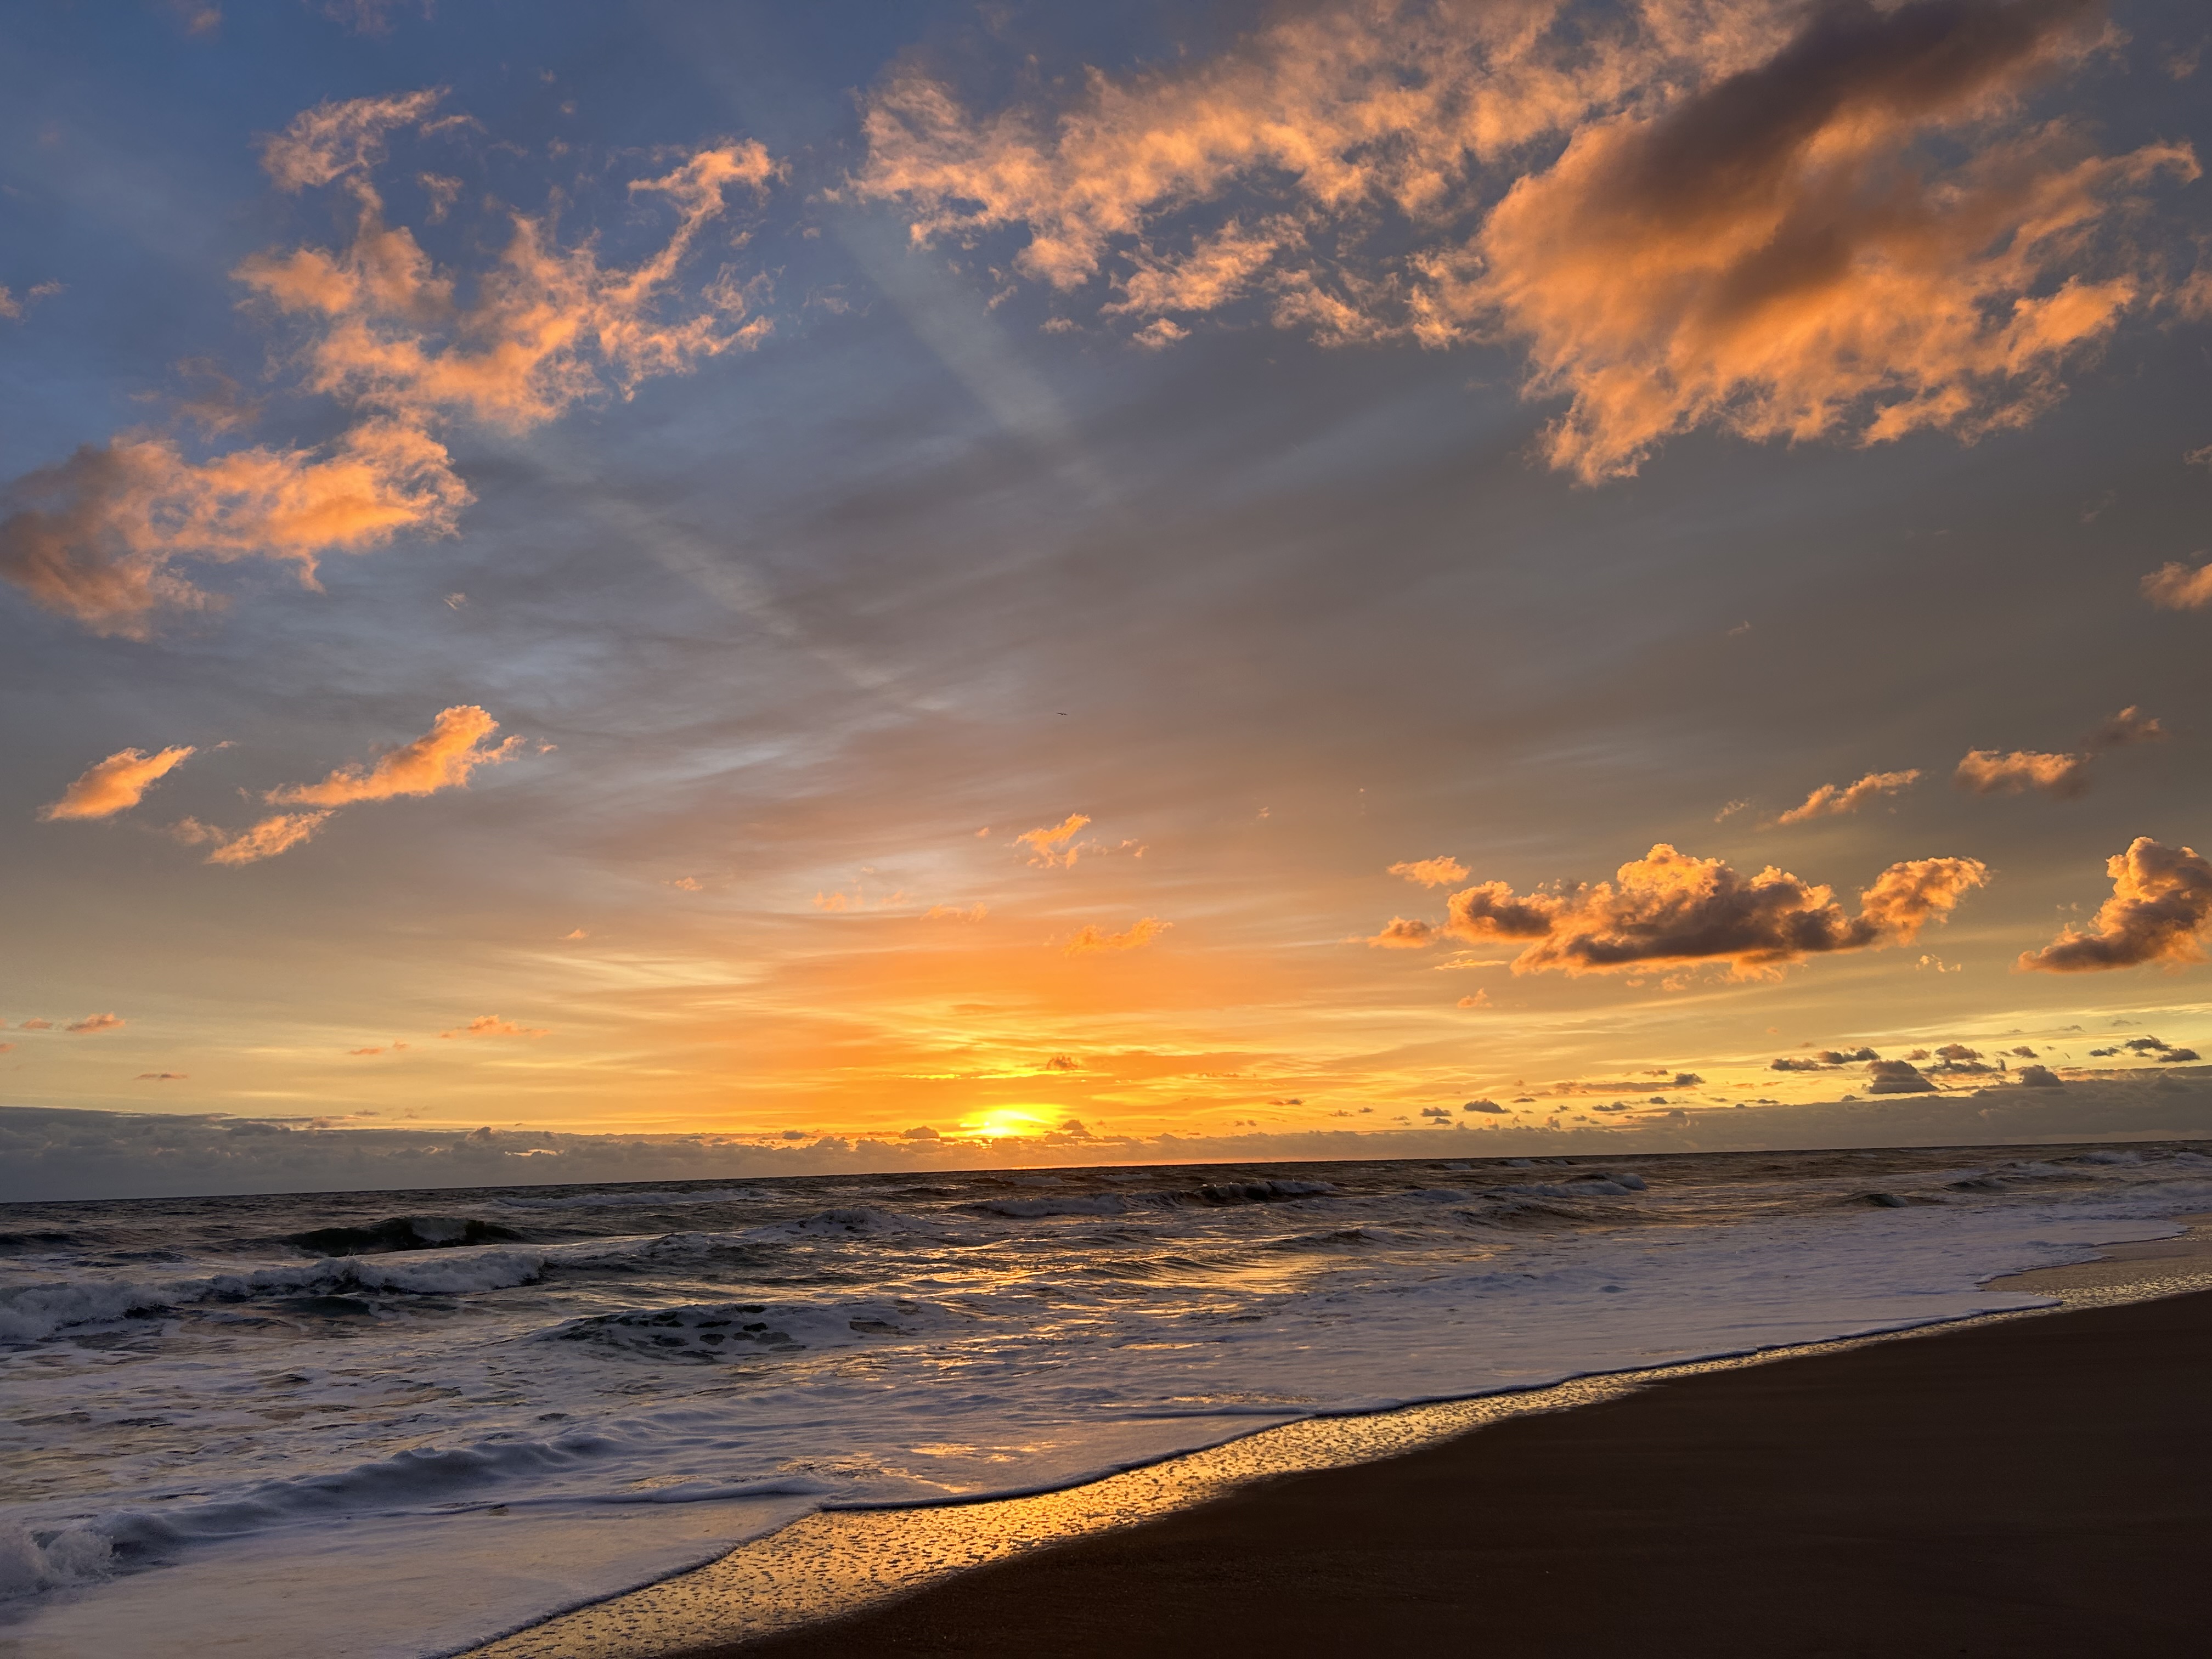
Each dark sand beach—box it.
[702,1287,2212,1658]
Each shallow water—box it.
[3,1142,2208,1657]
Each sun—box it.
[963,1107,1051,1139]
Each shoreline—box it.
[463,1214,2212,1659]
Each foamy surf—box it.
[3,1145,2209,1657]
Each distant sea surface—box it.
[4,1142,2209,1657]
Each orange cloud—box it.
[64,1013,125,1034]
[2141,559,2212,610]
[267,704,518,806]
[40,745,196,821]
[258,89,445,192]
[1015,812,1092,868]
[1391,842,1985,978]
[1769,769,1920,827]
[439,1014,549,1038]
[2088,706,2166,750]
[1954,748,2091,798]
[174,811,335,866]
[857,1,2195,478]
[0,422,468,637]
[1064,917,1170,955]
[1388,855,1469,887]
[2017,837,2212,972]
[1366,917,1437,949]
[923,903,988,922]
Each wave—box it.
[0,1246,547,1343]
[286,1215,523,1255]
[540,1296,960,1362]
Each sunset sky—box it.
[4,0,2210,1177]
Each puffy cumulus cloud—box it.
[1064,916,1170,955]
[1389,855,1470,887]
[267,704,518,807]
[2018,837,2212,972]
[1367,916,1438,949]
[1867,1058,1937,1093]
[1014,813,1092,867]
[0,423,468,639]
[4,105,777,639]
[856,0,2197,479]
[1769,769,1919,827]
[2141,558,2212,611]
[1394,843,1985,978]
[258,88,445,193]
[1771,1045,1881,1070]
[2018,1064,2064,1086]
[39,745,196,821]
[173,811,335,867]
[64,1013,125,1034]
[438,1015,548,1039]
[1954,747,2091,797]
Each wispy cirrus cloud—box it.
[1378,842,1985,978]
[856,0,2200,480]
[439,1014,548,1039]
[1064,916,1169,955]
[2017,836,2212,972]
[173,811,335,867]
[39,745,196,821]
[1014,812,1091,868]
[266,704,517,806]
[1,92,780,638]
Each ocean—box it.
[3,1141,2209,1657]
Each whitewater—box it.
[3,1141,2209,1658]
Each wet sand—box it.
[714,1286,2212,1658]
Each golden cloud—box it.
[1769,769,1919,827]
[2017,836,2212,972]
[258,89,446,193]
[1954,747,2091,797]
[40,745,196,821]
[174,811,335,866]
[1388,855,1469,887]
[857,0,2198,478]
[1015,812,1092,868]
[266,704,518,806]
[2142,559,2212,611]
[1065,916,1170,955]
[1388,842,1985,978]
[64,1013,125,1034]
[439,1014,549,1038]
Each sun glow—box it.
[963,1106,1052,1139]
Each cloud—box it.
[173,811,335,867]
[2141,558,2212,611]
[39,745,196,821]
[2087,706,2165,750]
[2017,1064,2063,1087]
[1367,916,1437,949]
[5,108,777,638]
[19,1019,52,1031]
[1014,813,1091,867]
[0,423,469,638]
[258,89,445,192]
[1392,843,1985,978]
[2018,837,2212,972]
[1954,747,2091,797]
[64,1013,125,1034]
[923,902,988,922]
[1457,990,1492,1009]
[1866,1058,1937,1093]
[438,1015,548,1039]
[266,705,518,807]
[1064,916,1170,955]
[1389,855,1469,887]
[1769,769,1920,827]
[135,1072,188,1082]
[1462,1099,1506,1113]
[856,0,2198,480]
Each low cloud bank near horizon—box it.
[4,1082,2207,1202]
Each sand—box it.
[472,1224,2212,1659]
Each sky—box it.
[4,0,2211,1194]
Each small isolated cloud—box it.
[40,745,196,821]
[812,891,849,912]
[1866,1059,1936,1094]
[2007,1045,2038,1058]
[348,1046,387,1056]
[1368,917,1437,949]
[1955,748,2091,799]
[1769,770,1920,827]
[1389,856,1468,888]
[1457,990,1492,1009]
[19,1019,53,1031]
[1015,813,1091,867]
[65,1013,125,1034]
[1463,1099,1506,1114]
[923,903,988,922]
[1065,916,1170,955]
[438,1015,548,1039]
[2141,559,2212,611]
[267,705,520,806]
[669,877,703,891]
[2018,838,2212,973]
[1046,1054,1081,1071]
[174,811,334,867]
[1384,844,1984,979]
[258,88,444,193]
[902,1126,941,1140]
[2088,707,2166,751]
[135,1071,188,1081]
[1420,1106,1453,1120]
[561,928,588,940]
[2017,1064,2063,1088]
